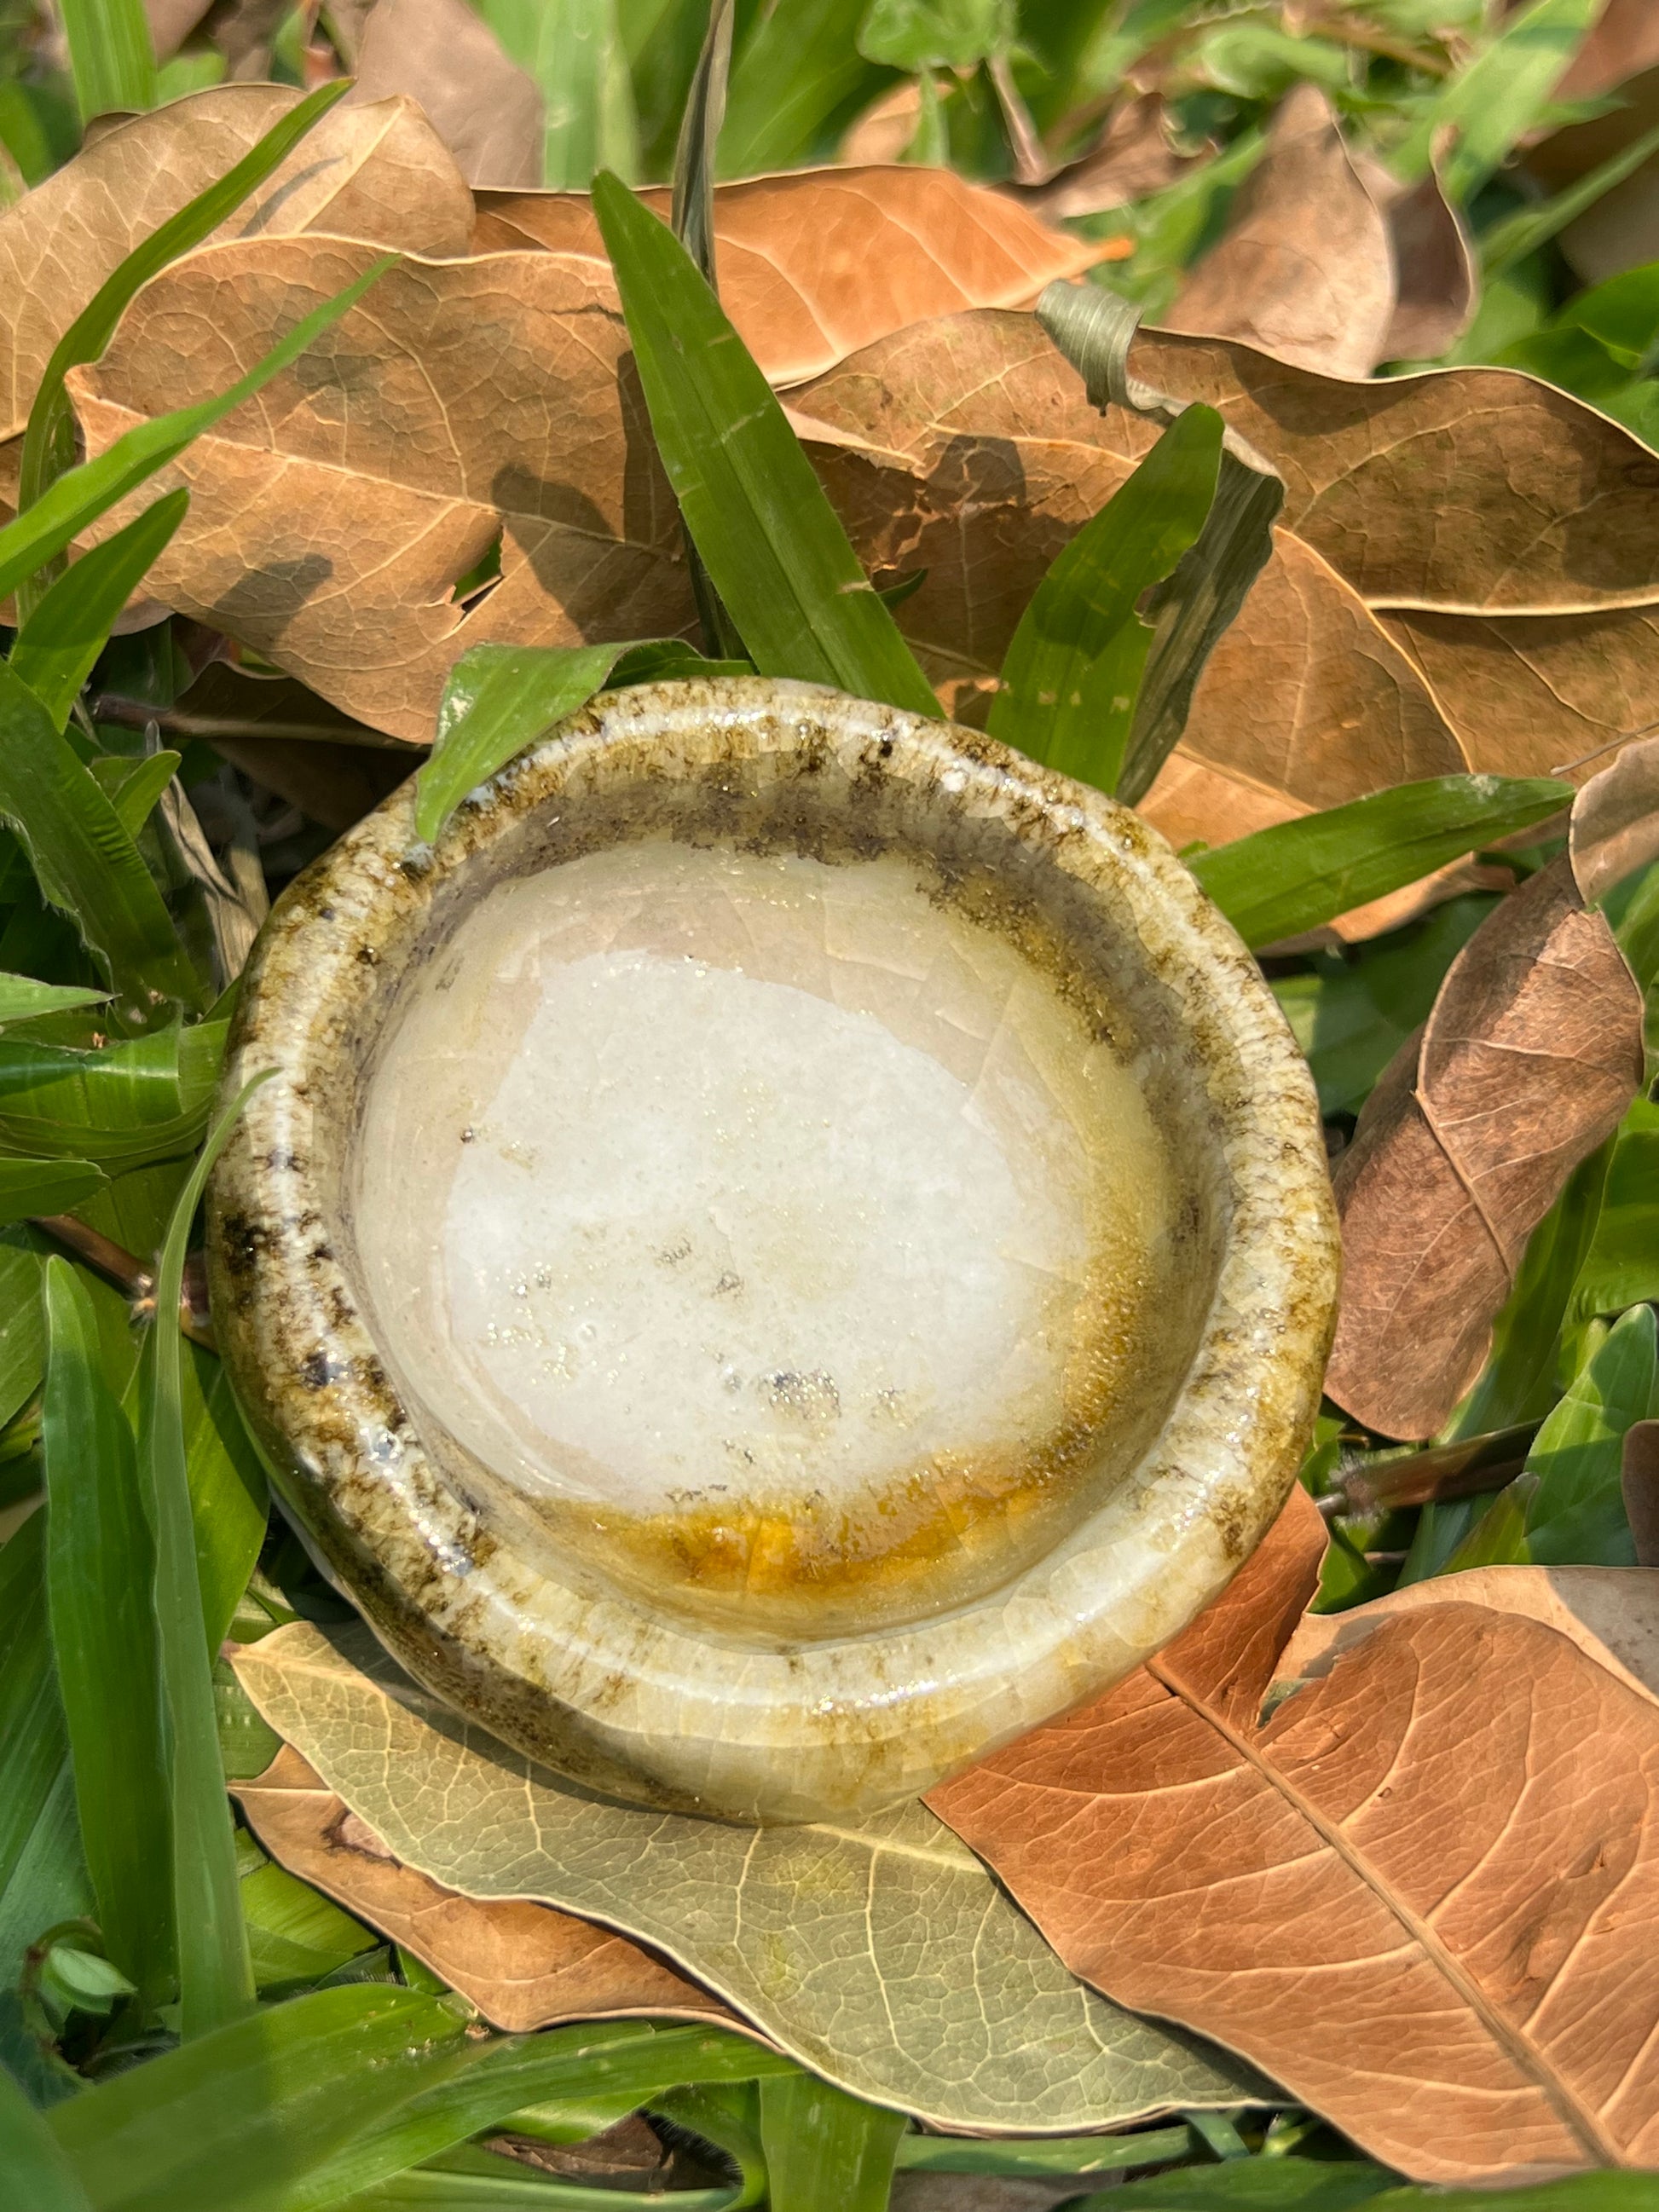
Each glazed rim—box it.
[209,678,1339,1823]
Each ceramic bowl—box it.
[209,677,1338,1822]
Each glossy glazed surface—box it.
[209,678,1339,1822]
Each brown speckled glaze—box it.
[208,679,1339,1823]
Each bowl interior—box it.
[338,721,1229,1643]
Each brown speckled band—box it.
[208,677,1339,1823]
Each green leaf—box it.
[759,2075,905,2212]
[0,1159,106,1222]
[1564,1100,1659,1325]
[415,638,751,844]
[1033,280,1282,806]
[477,0,639,187]
[415,643,641,845]
[1189,776,1573,950]
[1480,121,1659,279]
[0,978,109,1027]
[1520,1302,1655,1565]
[14,80,349,615]
[1070,2160,1397,2211]
[988,406,1221,791]
[1440,1470,1538,1573]
[1373,2180,1659,2212]
[236,1837,376,1995]
[234,1623,1262,2132]
[0,665,202,1020]
[1391,0,1602,201]
[0,2062,94,2212]
[42,1260,172,2007]
[0,1512,93,1999]
[1272,895,1496,1118]
[0,1022,219,1167]
[592,170,939,721]
[895,2126,1194,2176]
[357,2165,731,2209]
[93,754,182,846]
[720,0,889,176]
[858,0,1014,70]
[48,1992,790,2212]
[0,251,397,620]
[57,0,156,125]
[138,1074,275,2040]
[651,2082,766,2209]
[9,494,190,734]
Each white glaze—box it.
[355,843,1169,1543]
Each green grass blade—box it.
[1189,775,1573,950]
[651,2082,767,2209]
[719,0,888,177]
[1070,2160,1397,2210]
[48,2001,789,2212]
[758,2074,906,2212]
[988,406,1222,791]
[0,977,109,1025]
[42,1258,173,2013]
[0,253,397,617]
[0,664,204,1019]
[0,1158,105,1221]
[14,78,348,620]
[1481,116,1659,279]
[58,0,156,124]
[0,1510,93,1998]
[415,642,637,843]
[476,0,639,187]
[139,1071,275,2040]
[10,492,189,732]
[415,638,749,842]
[0,2063,95,2212]
[592,171,939,720]
[1391,0,1601,202]
[1564,1100,1659,1325]
[895,2126,1195,2175]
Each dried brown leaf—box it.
[1011,95,1206,220]
[1377,163,1477,365]
[1385,605,1659,783]
[1569,731,1659,903]
[145,0,213,61]
[350,0,544,190]
[1551,0,1659,106]
[0,84,472,442]
[1325,855,1644,1438]
[1129,329,1659,613]
[234,1745,733,2031]
[1164,84,1396,380]
[472,168,1107,387]
[1277,1562,1659,1707]
[929,1487,1659,2181]
[71,239,690,742]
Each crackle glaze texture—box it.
[208,678,1339,1823]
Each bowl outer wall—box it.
[206,677,1340,1823]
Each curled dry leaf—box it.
[471,168,1108,388]
[1277,1562,1659,1707]
[72,240,691,744]
[229,1620,1262,2133]
[0,82,472,444]
[1377,162,1478,367]
[234,1743,736,2032]
[1164,84,1397,381]
[350,0,545,191]
[1569,731,1659,904]
[1325,853,1644,1440]
[929,1487,1659,2182]
[1010,95,1208,221]
[1129,330,1659,615]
